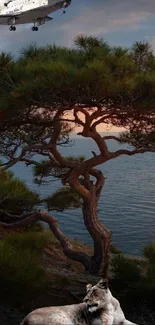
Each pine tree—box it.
[0,37,155,275]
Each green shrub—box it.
[142,243,155,288]
[24,222,45,232]
[143,243,155,263]
[6,230,52,252]
[110,244,122,254]
[0,169,39,219]
[0,240,45,287]
[111,244,155,303]
[111,254,142,284]
[0,228,55,306]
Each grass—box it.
[6,229,53,252]
[0,240,45,286]
[0,227,54,306]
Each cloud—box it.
[60,10,152,45]
[59,0,154,43]
[112,11,151,27]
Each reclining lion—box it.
[20,279,138,325]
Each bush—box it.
[111,254,142,284]
[0,230,50,306]
[6,230,52,252]
[24,222,45,233]
[0,169,39,220]
[0,224,58,308]
[111,243,155,303]
[110,244,122,254]
[143,243,155,263]
[0,240,45,288]
[142,244,155,288]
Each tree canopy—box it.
[0,37,155,165]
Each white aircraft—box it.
[0,0,71,31]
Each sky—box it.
[0,0,155,55]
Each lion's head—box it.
[83,278,110,313]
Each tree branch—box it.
[91,131,110,158]
[91,113,116,129]
[67,170,91,200]
[103,135,123,142]
[89,107,102,122]
[0,212,38,227]
[0,209,30,219]
[78,129,110,159]
[73,110,85,126]
[110,148,155,158]
[1,148,27,170]
[40,212,91,269]
[21,159,41,166]
[89,169,105,192]
[0,210,91,270]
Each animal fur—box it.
[83,279,138,325]
[20,279,138,325]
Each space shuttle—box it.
[0,0,71,31]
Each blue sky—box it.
[0,0,155,55]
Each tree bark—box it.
[82,195,111,276]
[40,213,91,270]
[67,167,111,276]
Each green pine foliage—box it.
[0,169,39,220]
[46,186,81,211]
[33,156,85,185]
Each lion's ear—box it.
[97,278,108,289]
[86,284,92,292]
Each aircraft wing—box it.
[0,14,15,24]
[0,0,71,25]
[0,7,52,25]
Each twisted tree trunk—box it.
[67,167,111,276]
[83,195,111,276]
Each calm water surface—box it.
[11,133,155,256]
